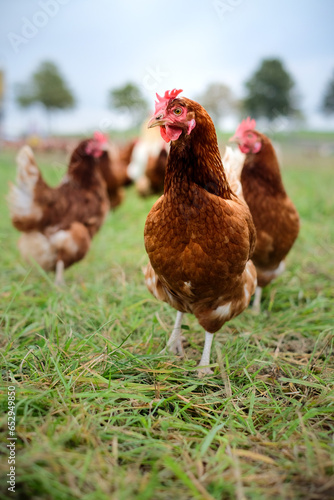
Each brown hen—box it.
[230,118,300,312]
[127,120,168,197]
[8,133,113,285]
[144,90,257,376]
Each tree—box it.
[321,71,334,115]
[198,83,237,126]
[16,61,75,134]
[108,82,149,127]
[243,58,299,122]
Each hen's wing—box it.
[251,195,299,287]
[250,193,299,269]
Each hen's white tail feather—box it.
[18,232,56,270]
[17,224,90,271]
[8,146,42,220]
[128,140,168,181]
[222,146,245,201]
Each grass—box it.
[0,133,334,500]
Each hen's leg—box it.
[197,331,214,377]
[55,260,65,286]
[252,286,262,314]
[162,311,185,356]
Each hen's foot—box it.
[160,311,185,357]
[166,337,185,357]
[197,365,214,378]
[197,331,214,377]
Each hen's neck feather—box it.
[67,145,100,187]
[164,105,232,200]
[242,136,286,196]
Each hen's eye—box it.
[173,108,182,115]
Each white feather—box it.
[222,146,245,201]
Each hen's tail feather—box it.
[8,146,43,223]
[17,145,36,168]
[128,140,167,181]
[222,146,245,201]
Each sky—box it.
[0,0,334,136]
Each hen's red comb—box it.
[85,131,108,157]
[93,131,108,144]
[154,89,183,113]
[235,117,256,137]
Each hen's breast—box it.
[144,185,253,300]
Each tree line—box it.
[14,59,334,134]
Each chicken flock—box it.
[8,89,299,376]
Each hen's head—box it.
[229,117,262,154]
[147,89,196,143]
[84,132,109,158]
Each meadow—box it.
[0,133,333,500]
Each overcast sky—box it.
[1,0,334,136]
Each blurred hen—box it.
[230,118,300,312]
[128,120,168,197]
[8,133,115,284]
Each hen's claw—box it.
[161,311,185,357]
[197,365,214,378]
[167,338,185,357]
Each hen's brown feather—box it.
[8,140,112,277]
[241,134,300,287]
[144,98,257,335]
[145,148,168,194]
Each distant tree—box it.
[198,83,237,126]
[16,61,75,134]
[108,82,149,127]
[321,71,334,115]
[243,58,299,122]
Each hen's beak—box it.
[147,113,166,129]
[228,134,239,143]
